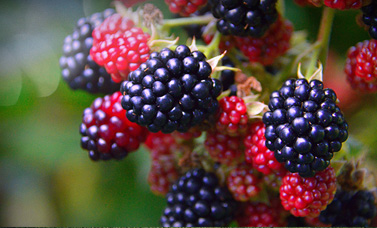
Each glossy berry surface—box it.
[90,13,151,83]
[219,56,236,91]
[160,168,237,227]
[263,78,348,177]
[216,96,248,137]
[345,39,377,92]
[205,131,244,165]
[80,91,149,161]
[319,189,377,226]
[280,166,336,218]
[209,0,278,38]
[236,16,293,66]
[146,132,180,195]
[121,45,222,133]
[323,0,362,10]
[244,121,284,175]
[236,202,285,227]
[226,163,261,201]
[59,8,120,94]
[165,0,208,16]
[362,1,377,40]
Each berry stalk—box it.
[160,14,215,32]
[305,7,335,78]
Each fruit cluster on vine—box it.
[59,0,377,226]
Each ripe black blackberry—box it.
[319,189,376,226]
[80,92,149,161]
[59,9,120,94]
[121,45,222,133]
[209,0,278,37]
[362,1,377,40]
[160,168,237,227]
[262,79,348,177]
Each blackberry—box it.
[219,56,235,91]
[209,0,278,37]
[121,45,222,133]
[59,9,120,94]
[80,92,149,161]
[263,79,348,177]
[362,1,377,40]
[319,189,377,226]
[160,168,237,227]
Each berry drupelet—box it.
[323,0,362,10]
[145,132,180,195]
[362,1,377,40]
[59,9,120,94]
[345,39,377,92]
[90,13,151,83]
[165,0,208,17]
[80,91,149,161]
[236,16,293,66]
[204,130,244,165]
[209,0,278,38]
[121,45,222,133]
[236,202,285,227]
[319,189,377,226]
[160,168,238,227]
[226,162,261,201]
[263,78,348,177]
[216,96,249,137]
[280,166,337,218]
[244,121,285,175]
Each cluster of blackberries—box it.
[263,79,348,177]
[209,0,278,37]
[160,168,237,227]
[319,189,376,226]
[362,1,377,40]
[59,9,120,94]
[120,45,222,133]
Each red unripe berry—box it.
[324,0,362,9]
[165,0,207,16]
[244,121,285,175]
[216,96,249,137]
[280,166,337,218]
[236,201,286,227]
[227,163,261,201]
[236,16,293,66]
[345,39,377,92]
[204,131,244,165]
[80,92,149,161]
[90,14,150,83]
[145,132,180,195]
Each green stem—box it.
[204,31,221,58]
[161,14,215,32]
[305,7,335,78]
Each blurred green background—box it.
[0,0,376,226]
